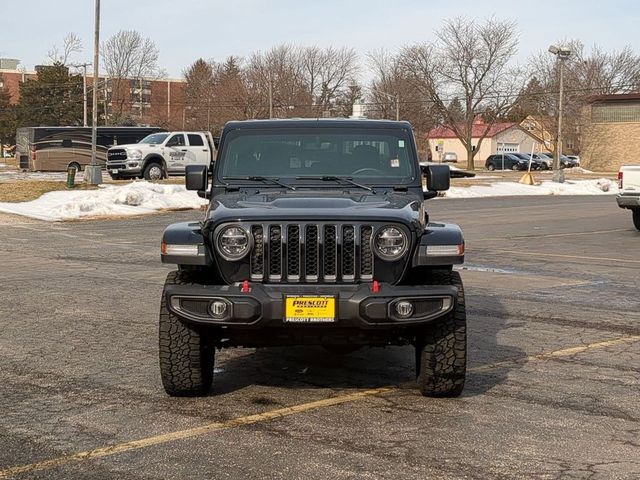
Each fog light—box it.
[210,301,228,318]
[395,301,414,318]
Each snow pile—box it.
[0,181,208,221]
[444,178,618,198]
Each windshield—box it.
[138,133,169,145]
[219,127,416,184]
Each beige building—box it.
[580,93,640,172]
[427,121,539,168]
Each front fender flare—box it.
[412,222,465,266]
[161,222,212,266]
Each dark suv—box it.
[485,154,527,171]
[159,119,467,398]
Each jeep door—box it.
[186,134,211,167]
[164,134,187,174]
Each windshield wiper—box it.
[295,175,374,192]
[223,176,296,191]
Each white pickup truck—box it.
[106,131,216,180]
[616,165,640,231]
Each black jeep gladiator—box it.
[159,119,467,397]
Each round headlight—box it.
[216,225,251,261]
[373,226,408,261]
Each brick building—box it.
[580,93,640,171]
[0,62,186,130]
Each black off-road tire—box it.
[415,270,467,397]
[159,271,214,396]
[633,210,640,231]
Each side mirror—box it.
[421,165,450,198]
[186,165,208,192]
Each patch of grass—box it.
[0,181,98,203]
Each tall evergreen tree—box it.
[17,63,83,127]
[0,79,17,155]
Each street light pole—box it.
[555,58,565,182]
[548,44,571,183]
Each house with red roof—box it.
[427,119,539,168]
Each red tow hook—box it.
[241,280,251,293]
[371,280,380,293]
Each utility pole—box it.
[86,0,103,185]
[268,71,273,119]
[82,64,88,127]
[396,93,400,122]
[70,62,91,126]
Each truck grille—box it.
[250,223,374,283]
[107,149,127,161]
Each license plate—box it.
[110,169,118,174]
[284,296,336,323]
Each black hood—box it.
[205,189,424,228]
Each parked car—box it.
[511,153,542,170]
[442,152,458,163]
[560,155,579,169]
[616,165,640,230]
[485,154,528,171]
[535,153,553,170]
[566,155,581,166]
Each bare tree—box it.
[367,49,441,152]
[400,17,523,169]
[47,33,83,65]
[301,46,358,115]
[101,30,161,123]
[246,45,310,118]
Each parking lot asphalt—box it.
[0,195,638,480]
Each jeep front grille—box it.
[250,223,374,283]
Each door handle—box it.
[180,149,187,152]
[202,149,208,152]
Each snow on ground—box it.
[0,181,208,221]
[444,178,617,198]
[0,177,619,222]
[0,170,69,182]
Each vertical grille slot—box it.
[323,225,337,281]
[250,225,264,280]
[342,225,355,280]
[287,225,300,281]
[249,222,375,283]
[360,226,373,280]
[269,225,282,280]
[305,225,319,281]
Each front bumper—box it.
[106,161,142,177]
[617,194,640,210]
[164,282,457,329]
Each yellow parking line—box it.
[492,249,640,265]
[1,335,639,478]
[0,387,394,479]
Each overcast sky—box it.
[1,0,639,79]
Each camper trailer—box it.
[15,126,166,171]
